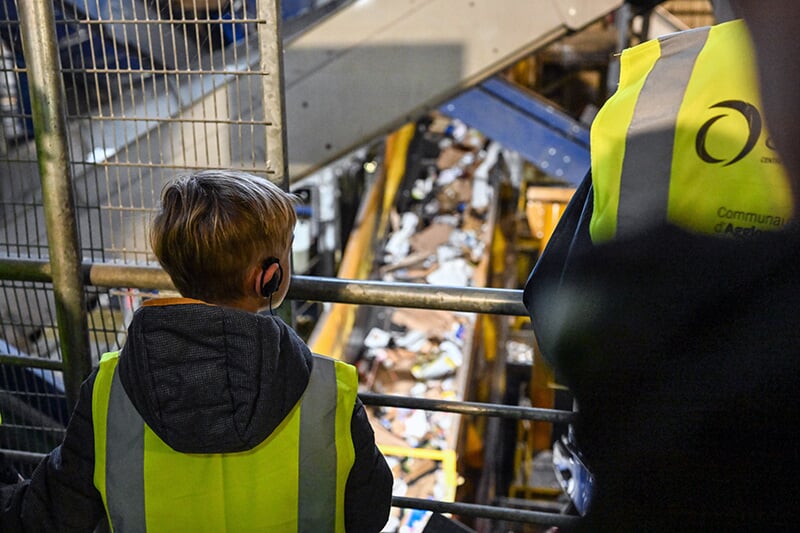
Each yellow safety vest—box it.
[590,19,793,242]
[92,352,357,532]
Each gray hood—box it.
[117,301,312,454]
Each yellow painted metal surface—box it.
[524,185,575,252]
[308,124,415,359]
[379,445,459,503]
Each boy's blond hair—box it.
[150,170,297,303]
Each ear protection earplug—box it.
[260,258,283,298]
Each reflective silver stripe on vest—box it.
[106,368,147,532]
[103,355,339,531]
[298,355,339,533]
[616,27,710,238]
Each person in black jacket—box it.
[1,170,393,531]
[527,1,800,530]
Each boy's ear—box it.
[252,265,265,296]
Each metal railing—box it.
[0,1,577,529]
[0,255,577,528]
[0,387,578,528]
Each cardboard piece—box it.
[436,178,472,213]
[409,223,454,255]
[390,308,459,339]
[436,145,472,170]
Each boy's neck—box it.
[142,296,258,313]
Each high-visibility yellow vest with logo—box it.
[92,352,357,532]
[590,19,794,242]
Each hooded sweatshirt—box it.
[118,299,315,454]
[1,300,392,532]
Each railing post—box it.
[259,0,289,190]
[18,0,92,408]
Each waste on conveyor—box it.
[355,114,508,533]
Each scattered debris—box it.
[356,116,504,532]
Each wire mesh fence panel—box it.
[0,363,68,458]
[2,0,280,260]
[1,0,284,460]
[54,0,276,263]
[0,281,60,359]
[0,280,67,461]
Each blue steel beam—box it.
[440,76,590,187]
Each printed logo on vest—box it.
[761,136,783,164]
[695,100,761,166]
